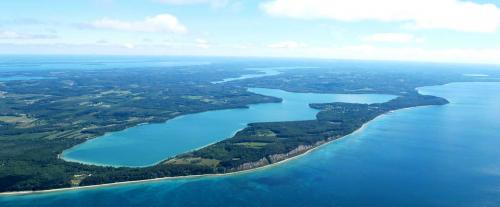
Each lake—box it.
[211,66,317,84]
[2,82,500,207]
[61,88,395,167]
[211,68,281,83]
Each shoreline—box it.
[0,108,400,197]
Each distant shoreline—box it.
[1,107,406,197]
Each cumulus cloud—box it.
[0,31,58,39]
[362,33,424,43]
[261,0,500,33]
[86,14,187,34]
[268,41,306,49]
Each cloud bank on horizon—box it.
[262,0,500,33]
[0,0,500,64]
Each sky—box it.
[1,0,500,64]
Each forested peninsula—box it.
[2,64,495,193]
[81,92,448,186]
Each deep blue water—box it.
[62,88,394,167]
[0,76,53,81]
[2,82,500,207]
[0,55,210,71]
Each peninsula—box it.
[79,92,448,186]
[1,63,494,194]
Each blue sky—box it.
[1,0,500,64]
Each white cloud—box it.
[87,14,187,34]
[261,0,500,33]
[123,43,135,49]
[362,33,423,43]
[0,31,29,39]
[284,45,500,64]
[2,42,500,64]
[268,41,306,49]
[0,31,57,39]
[195,38,210,48]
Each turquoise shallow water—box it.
[2,82,499,207]
[61,88,394,167]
